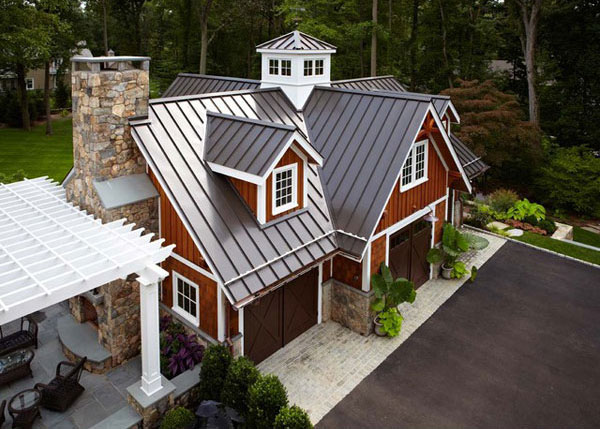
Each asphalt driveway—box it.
[318,242,600,428]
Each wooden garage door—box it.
[245,268,318,364]
[389,219,431,289]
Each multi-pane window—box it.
[272,164,297,214]
[25,78,34,91]
[172,272,199,325]
[400,140,428,191]
[281,60,292,76]
[304,60,313,76]
[315,59,324,75]
[269,59,279,75]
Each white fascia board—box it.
[426,104,472,193]
[291,131,323,166]
[446,101,460,124]
[206,162,265,185]
[257,48,336,54]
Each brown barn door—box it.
[388,218,432,289]
[283,268,318,345]
[244,288,283,365]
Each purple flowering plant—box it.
[160,316,205,379]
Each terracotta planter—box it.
[441,264,453,280]
[373,315,386,337]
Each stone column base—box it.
[127,377,176,429]
[328,280,375,336]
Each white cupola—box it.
[257,31,337,110]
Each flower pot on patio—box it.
[441,264,453,280]
[373,315,386,337]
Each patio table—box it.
[8,389,41,429]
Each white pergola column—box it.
[137,265,169,396]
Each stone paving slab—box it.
[258,230,506,424]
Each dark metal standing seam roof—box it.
[130,88,337,305]
[304,87,432,256]
[256,31,336,51]
[204,112,296,179]
[331,76,407,92]
[162,74,260,98]
[450,134,490,179]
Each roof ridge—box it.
[176,73,260,84]
[331,75,398,84]
[151,87,282,104]
[206,111,297,131]
[313,86,438,103]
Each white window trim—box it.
[172,271,200,326]
[303,58,326,76]
[400,140,429,192]
[314,58,325,75]
[25,78,34,91]
[280,59,292,76]
[268,58,279,75]
[272,163,298,215]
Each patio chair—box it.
[0,399,5,427]
[0,316,38,356]
[34,357,87,412]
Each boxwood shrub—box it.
[160,406,195,429]
[221,356,260,415]
[274,405,314,429]
[197,343,232,401]
[247,374,288,429]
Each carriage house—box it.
[67,31,487,366]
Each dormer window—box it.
[304,60,313,76]
[273,164,298,215]
[400,140,428,191]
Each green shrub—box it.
[538,219,557,235]
[221,356,260,415]
[247,374,289,429]
[197,344,232,401]
[507,199,546,221]
[160,407,195,429]
[465,205,492,228]
[487,188,519,213]
[0,170,26,184]
[534,145,600,218]
[523,214,539,226]
[274,405,313,429]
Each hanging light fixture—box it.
[424,205,439,223]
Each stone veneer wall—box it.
[65,60,158,367]
[328,280,375,336]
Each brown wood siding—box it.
[266,145,305,222]
[148,170,210,271]
[434,200,446,244]
[370,235,387,276]
[322,259,332,282]
[375,141,447,234]
[228,303,239,337]
[332,255,362,289]
[161,256,218,339]
[230,178,258,216]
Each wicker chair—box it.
[34,357,87,412]
[0,399,6,427]
[0,316,38,356]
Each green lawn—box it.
[0,118,73,183]
[514,231,600,265]
[573,226,600,248]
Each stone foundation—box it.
[328,280,375,336]
[321,281,332,322]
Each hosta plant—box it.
[507,198,546,222]
[371,264,416,337]
[378,308,403,337]
[427,223,478,281]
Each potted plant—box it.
[371,264,416,337]
[426,223,478,281]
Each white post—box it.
[137,265,168,396]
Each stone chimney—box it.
[67,56,157,233]
[65,56,158,369]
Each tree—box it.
[0,1,56,131]
[510,0,542,124]
[442,79,542,192]
[371,0,377,76]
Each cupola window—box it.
[281,60,292,76]
[315,59,324,75]
[269,59,279,75]
[304,60,313,76]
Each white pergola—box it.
[0,177,174,397]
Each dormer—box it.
[203,112,323,224]
[257,31,337,110]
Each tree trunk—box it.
[16,64,30,132]
[409,0,419,90]
[44,61,52,136]
[102,0,109,55]
[516,0,541,124]
[371,0,378,77]
[438,0,452,88]
[199,0,214,75]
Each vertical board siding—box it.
[161,256,219,339]
[228,303,239,337]
[434,200,446,244]
[332,255,362,289]
[322,259,332,282]
[375,141,447,234]
[230,178,258,216]
[266,146,305,222]
[370,235,387,275]
[149,170,211,271]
